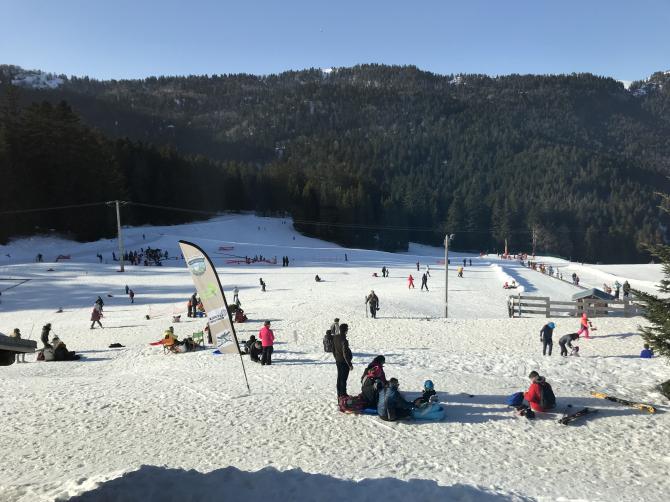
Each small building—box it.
[572,288,615,317]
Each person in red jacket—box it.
[523,371,555,412]
[258,320,275,365]
[408,275,415,289]
[577,312,590,339]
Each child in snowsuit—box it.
[413,380,438,407]
[640,344,653,359]
[408,275,415,289]
[90,305,103,329]
[559,333,579,357]
[577,312,590,339]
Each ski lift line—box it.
[0,201,108,215]
[126,202,221,216]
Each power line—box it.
[0,201,108,215]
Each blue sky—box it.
[1,0,668,81]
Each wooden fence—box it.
[508,294,644,318]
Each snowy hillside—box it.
[1,215,668,501]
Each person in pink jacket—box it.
[408,275,415,289]
[577,312,590,339]
[258,320,275,365]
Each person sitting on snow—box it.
[377,378,414,421]
[249,340,263,363]
[243,335,257,354]
[315,275,322,282]
[361,355,387,406]
[413,380,438,407]
[640,344,654,359]
[523,371,555,412]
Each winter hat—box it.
[528,371,539,379]
[264,320,271,326]
[389,378,399,388]
[548,322,556,329]
[339,323,349,334]
[373,355,385,365]
[334,318,339,323]
[424,380,434,391]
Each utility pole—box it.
[107,200,126,272]
[444,234,454,318]
[532,227,537,257]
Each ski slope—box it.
[0,215,668,502]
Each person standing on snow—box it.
[577,312,591,339]
[623,280,631,298]
[189,293,198,317]
[421,273,429,291]
[90,305,103,329]
[426,264,430,277]
[258,320,275,365]
[408,274,415,289]
[366,291,380,318]
[332,323,354,397]
[330,318,340,336]
[540,322,555,356]
[129,289,135,304]
[416,261,420,271]
[233,286,240,306]
[613,280,621,299]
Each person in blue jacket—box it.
[640,344,654,359]
[378,378,414,421]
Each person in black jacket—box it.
[559,333,579,357]
[332,323,354,397]
[540,322,555,356]
[40,323,52,348]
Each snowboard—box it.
[558,407,597,425]
[590,391,656,413]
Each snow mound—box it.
[490,263,525,293]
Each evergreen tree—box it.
[634,193,670,398]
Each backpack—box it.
[506,392,524,407]
[539,382,556,409]
[323,333,334,353]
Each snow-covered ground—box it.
[1,215,668,501]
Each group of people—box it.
[323,318,443,421]
[538,313,592,357]
[38,323,79,361]
[280,256,291,267]
[187,293,203,317]
[602,280,631,299]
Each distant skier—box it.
[425,264,430,277]
[129,289,135,304]
[421,273,429,291]
[416,261,420,271]
[469,258,472,266]
[125,285,129,295]
[613,280,621,299]
[366,291,380,319]
[381,266,386,278]
[623,280,631,298]
[408,274,415,289]
[559,332,579,357]
[260,278,266,292]
[540,322,555,356]
[457,266,464,278]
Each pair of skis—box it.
[590,391,656,413]
[559,392,657,425]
